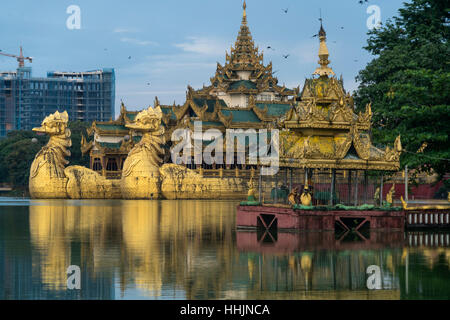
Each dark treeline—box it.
[355,0,449,178]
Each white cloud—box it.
[116,90,186,95]
[174,36,229,56]
[118,53,217,77]
[120,37,159,46]
[113,27,139,33]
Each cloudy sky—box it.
[0,0,406,116]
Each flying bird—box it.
[128,56,131,59]
[311,34,318,38]
[282,54,290,59]
[282,8,289,14]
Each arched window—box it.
[106,158,118,171]
[93,158,102,171]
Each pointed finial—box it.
[241,0,247,25]
[312,17,335,77]
[318,10,326,39]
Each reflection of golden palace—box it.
[29,200,116,290]
[29,111,121,199]
[121,201,162,294]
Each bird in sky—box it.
[128,56,131,59]
[282,8,289,14]
[282,54,290,59]
[267,46,275,50]
[311,34,318,38]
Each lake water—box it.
[0,197,449,300]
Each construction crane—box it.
[0,46,32,68]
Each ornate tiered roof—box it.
[280,23,401,171]
[81,103,140,155]
[169,88,283,132]
[194,1,295,99]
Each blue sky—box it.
[0,0,407,116]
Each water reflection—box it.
[0,198,449,299]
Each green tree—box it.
[354,0,450,177]
[0,131,47,190]
[68,121,90,167]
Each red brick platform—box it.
[236,205,405,232]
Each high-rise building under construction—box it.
[0,67,115,137]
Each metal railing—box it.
[406,211,450,228]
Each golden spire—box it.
[227,0,262,69]
[313,21,335,77]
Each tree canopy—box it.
[354,0,450,177]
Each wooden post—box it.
[380,174,384,206]
[364,170,368,204]
[258,168,262,203]
[289,168,293,191]
[330,169,336,206]
[354,170,359,206]
[405,165,409,202]
[405,248,409,295]
[102,157,106,177]
[274,172,278,204]
[348,170,352,205]
[284,167,288,188]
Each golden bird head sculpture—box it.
[126,106,163,132]
[32,110,69,136]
